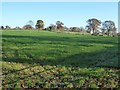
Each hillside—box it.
[1,30,119,88]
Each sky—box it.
[1,2,118,30]
[118,1,120,32]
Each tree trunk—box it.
[93,29,95,34]
[108,29,110,36]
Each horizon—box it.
[1,2,118,30]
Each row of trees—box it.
[0,18,118,36]
[86,18,117,36]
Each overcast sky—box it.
[1,2,118,29]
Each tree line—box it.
[0,18,119,36]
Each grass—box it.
[1,30,119,88]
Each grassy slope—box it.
[1,30,119,88]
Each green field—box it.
[1,30,119,88]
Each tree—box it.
[79,27,86,32]
[64,26,69,31]
[35,20,44,30]
[79,27,86,34]
[26,20,34,27]
[70,27,81,32]
[47,24,56,31]
[85,25,91,33]
[102,20,116,36]
[23,20,34,30]
[23,25,33,30]
[13,26,22,30]
[86,18,101,34]
[5,25,11,30]
[1,26,4,30]
[117,32,120,36]
[56,21,64,31]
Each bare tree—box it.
[86,18,101,34]
[102,20,116,36]
[23,25,33,30]
[26,20,34,27]
[13,26,22,30]
[35,20,44,30]
[22,20,34,30]
[79,27,85,32]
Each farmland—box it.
[1,30,119,88]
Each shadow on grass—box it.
[2,35,118,45]
[2,34,119,87]
[2,46,119,69]
[2,47,119,86]
[2,34,119,72]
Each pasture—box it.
[1,30,119,88]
